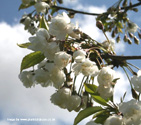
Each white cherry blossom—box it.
[97,66,115,86]
[73,49,86,63]
[104,115,124,125]
[28,28,50,51]
[67,23,81,39]
[34,2,50,13]
[66,95,81,112]
[72,58,99,76]
[50,66,66,89]
[43,41,60,61]
[49,12,71,40]
[126,21,138,33]
[50,87,71,109]
[33,69,52,87]
[119,99,141,125]
[131,69,141,93]
[20,14,32,30]
[102,39,115,52]
[19,71,35,88]
[97,84,114,99]
[54,51,71,69]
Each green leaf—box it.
[18,1,36,10]
[74,106,103,125]
[84,83,98,94]
[91,95,109,106]
[117,22,123,29]
[93,110,110,124]
[17,43,31,48]
[20,51,45,72]
[40,16,48,30]
[112,78,120,83]
[94,115,109,124]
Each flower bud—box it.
[128,32,134,38]
[114,27,118,34]
[112,30,116,38]
[122,0,127,7]
[134,36,140,45]
[116,35,120,43]
[123,34,128,42]
[131,88,139,100]
[57,0,63,4]
[96,20,103,30]
[132,8,138,12]
[68,11,75,18]
[127,38,132,44]
[138,31,141,39]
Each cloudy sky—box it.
[0,0,141,125]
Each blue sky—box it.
[0,0,141,125]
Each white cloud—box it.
[63,0,79,6]
[0,121,17,125]
[76,6,106,41]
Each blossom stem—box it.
[122,66,133,89]
[73,76,77,92]
[102,30,115,54]
[121,2,141,10]
[69,61,73,73]
[78,76,85,96]
[127,62,140,70]
[94,50,105,66]
[126,65,135,75]
[51,2,141,16]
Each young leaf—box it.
[40,16,49,30]
[112,78,120,83]
[17,43,31,48]
[91,95,109,106]
[94,115,109,124]
[20,51,45,72]
[84,83,98,94]
[74,106,103,125]
[18,1,36,10]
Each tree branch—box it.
[121,2,141,10]
[51,5,101,16]
[51,2,141,16]
[101,54,141,60]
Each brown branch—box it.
[51,5,101,16]
[121,2,141,10]
[101,54,141,60]
[51,2,141,16]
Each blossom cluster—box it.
[19,8,117,112]
[86,99,141,125]
[19,0,141,124]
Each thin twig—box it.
[51,5,101,16]
[122,66,133,88]
[127,62,140,70]
[121,2,141,10]
[51,2,141,16]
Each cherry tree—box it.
[18,0,141,124]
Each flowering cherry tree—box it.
[18,0,141,124]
